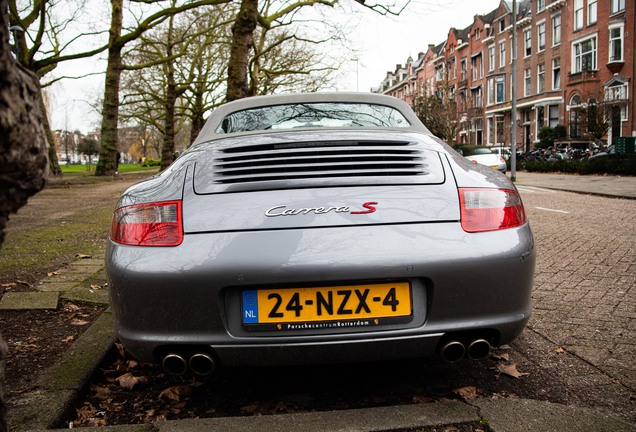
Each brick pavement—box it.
[517,186,636,393]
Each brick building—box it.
[374,0,634,152]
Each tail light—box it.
[110,201,183,246]
[459,188,526,232]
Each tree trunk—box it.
[161,81,177,171]
[190,84,205,143]
[95,0,124,176]
[35,89,63,175]
[0,1,48,428]
[226,0,258,102]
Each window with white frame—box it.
[588,0,597,24]
[548,105,559,128]
[537,23,546,51]
[487,78,494,105]
[609,25,624,62]
[499,41,506,67]
[524,29,532,57]
[476,29,481,40]
[552,15,561,46]
[538,63,545,93]
[489,45,495,71]
[471,57,478,81]
[552,58,560,89]
[488,118,494,144]
[536,106,545,134]
[459,58,466,80]
[499,19,505,33]
[496,76,504,103]
[524,68,531,96]
[538,0,545,12]
[573,36,597,72]
[574,0,583,30]
[611,0,625,14]
[480,55,484,78]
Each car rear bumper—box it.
[107,221,535,365]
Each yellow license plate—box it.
[242,282,411,325]
[490,165,500,169]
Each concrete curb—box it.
[8,312,116,431]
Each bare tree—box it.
[226,0,410,102]
[7,0,110,175]
[94,0,233,176]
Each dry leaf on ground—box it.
[492,353,509,361]
[159,385,193,401]
[453,386,479,399]
[70,320,89,326]
[413,395,433,404]
[116,373,149,390]
[61,336,74,343]
[556,348,566,353]
[494,363,529,379]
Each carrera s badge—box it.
[265,202,378,217]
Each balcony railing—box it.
[468,107,484,117]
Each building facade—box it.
[374,0,634,152]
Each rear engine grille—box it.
[212,140,428,184]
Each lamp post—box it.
[351,58,359,92]
[10,25,24,60]
[510,0,518,181]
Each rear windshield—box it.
[215,103,411,134]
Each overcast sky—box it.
[46,0,500,134]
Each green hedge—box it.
[142,158,161,167]
[523,157,636,176]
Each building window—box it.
[476,29,481,40]
[487,78,494,105]
[459,58,466,80]
[538,63,545,93]
[569,95,582,138]
[536,106,545,135]
[480,55,484,78]
[573,37,597,72]
[611,0,625,14]
[499,41,506,67]
[471,57,477,81]
[549,105,559,128]
[524,29,532,57]
[537,23,546,51]
[488,118,494,144]
[499,19,505,33]
[552,58,560,89]
[524,68,531,96]
[538,0,545,12]
[552,15,561,46]
[574,0,583,30]
[588,0,597,24]
[496,116,505,144]
[489,46,495,71]
[496,76,504,103]
[609,26,623,62]
[476,120,483,145]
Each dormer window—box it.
[499,19,505,33]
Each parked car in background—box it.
[455,145,507,173]
[107,93,534,377]
[488,146,511,161]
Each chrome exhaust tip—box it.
[189,353,216,376]
[162,353,188,376]
[467,339,491,360]
[440,341,465,363]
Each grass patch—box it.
[60,164,156,175]
[0,206,112,284]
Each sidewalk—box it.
[3,172,636,431]
[510,171,636,199]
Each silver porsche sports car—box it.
[107,93,535,376]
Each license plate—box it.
[242,282,411,328]
[490,165,500,169]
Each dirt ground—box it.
[1,172,635,429]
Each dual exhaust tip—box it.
[439,338,491,363]
[162,352,216,376]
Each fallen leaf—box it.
[16,280,32,287]
[1,283,15,287]
[172,402,187,409]
[62,336,74,343]
[70,320,89,326]
[453,386,479,399]
[241,403,259,413]
[159,385,193,401]
[126,360,138,369]
[76,254,92,259]
[412,395,433,404]
[492,353,509,361]
[115,343,126,358]
[116,373,149,390]
[556,348,565,353]
[90,383,111,399]
[495,363,529,379]
[90,284,102,290]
